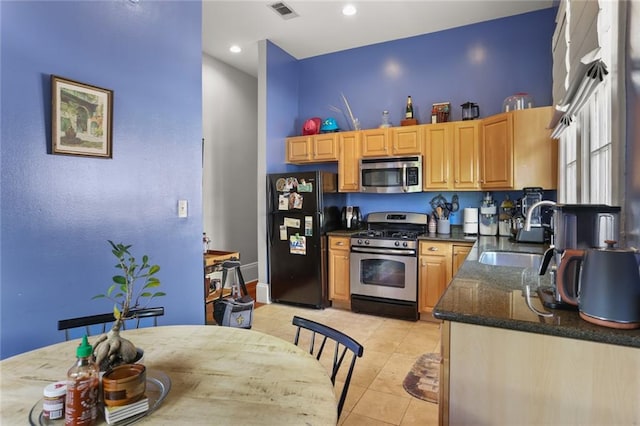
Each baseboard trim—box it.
[256,282,271,304]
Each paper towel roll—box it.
[464,208,478,223]
[464,208,478,234]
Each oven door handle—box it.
[351,246,416,256]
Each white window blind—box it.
[556,0,621,205]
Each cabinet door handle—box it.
[429,247,438,251]
[336,241,344,246]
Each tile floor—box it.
[251,302,442,425]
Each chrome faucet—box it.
[524,200,556,231]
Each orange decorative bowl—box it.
[102,364,146,407]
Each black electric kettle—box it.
[557,241,640,329]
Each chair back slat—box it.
[58,307,165,341]
[292,315,364,417]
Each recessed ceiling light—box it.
[229,45,242,54]
[342,4,357,16]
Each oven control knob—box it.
[357,239,363,245]
[403,241,408,247]
[364,240,370,245]
[394,241,400,247]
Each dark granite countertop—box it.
[326,230,361,237]
[418,225,477,243]
[433,236,640,349]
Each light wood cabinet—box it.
[390,125,423,155]
[285,134,339,163]
[328,236,350,302]
[440,321,640,425]
[423,123,452,190]
[285,136,312,163]
[361,128,390,157]
[452,244,472,275]
[338,131,361,192]
[419,242,452,316]
[480,112,512,188]
[419,241,472,317]
[423,122,480,190]
[452,121,481,190]
[480,106,557,189]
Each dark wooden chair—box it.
[292,315,364,417]
[58,307,165,341]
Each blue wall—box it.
[267,8,557,221]
[0,1,203,358]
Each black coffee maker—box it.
[341,206,362,230]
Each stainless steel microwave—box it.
[359,156,422,193]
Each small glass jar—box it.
[380,110,391,128]
[503,93,534,112]
[43,381,66,421]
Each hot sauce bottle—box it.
[65,335,99,426]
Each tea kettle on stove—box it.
[557,241,640,329]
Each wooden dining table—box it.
[1,325,338,425]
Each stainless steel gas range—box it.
[350,212,428,321]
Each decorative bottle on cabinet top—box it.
[405,96,414,119]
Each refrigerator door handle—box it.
[267,177,274,213]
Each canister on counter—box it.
[43,381,67,421]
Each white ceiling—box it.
[202,0,555,77]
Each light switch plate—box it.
[178,200,188,218]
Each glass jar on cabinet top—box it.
[503,93,534,112]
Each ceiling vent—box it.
[269,2,298,20]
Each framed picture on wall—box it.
[51,75,113,158]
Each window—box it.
[556,0,622,206]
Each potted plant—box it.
[92,240,165,370]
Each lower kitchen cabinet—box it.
[419,241,472,317]
[452,244,472,273]
[328,236,350,302]
[419,242,452,316]
[440,321,640,425]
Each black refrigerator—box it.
[267,171,344,308]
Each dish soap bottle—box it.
[65,335,99,426]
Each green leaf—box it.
[148,265,160,275]
[143,281,160,289]
[113,306,121,320]
[113,275,126,285]
[106,284,118,296]
[92,294,106,300]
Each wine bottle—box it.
[405,96,414,119]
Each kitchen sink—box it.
[478,251,543,269]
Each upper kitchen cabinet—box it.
[453,121,481,190]
[480,106,557,190]
[390,125,423,155]
[286,135,312,163]
[423,123,452,190]
[360,128,390,157]
[423,121,480,191]
[285,133,339,163]
[338,131,361,192]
